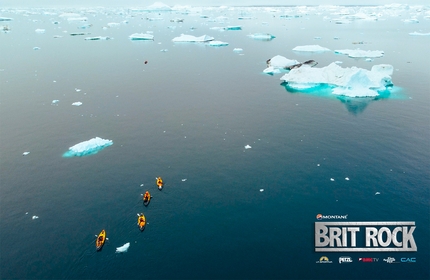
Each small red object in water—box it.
[144,61,148,64]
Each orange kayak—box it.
[96,229,106,251]
[156,177,163,190]
[143,191,151,206]
[137,213,146,231]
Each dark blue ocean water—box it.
[1,5,429,280]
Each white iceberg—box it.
[208,40,228,47]
[264,55,300,74]
[233,48,243,52]
[116,242,130,253]
[35,29,45,34]
[23,152,30,156]
[280,62,393,98]
[335,49,384,58]
[52,100,59,104]
[129,33,154,40]
[172,34,214,42]
[0,17,13,21]
[63,137,113,157]
[72,102,82,106]
[292,45,330,52]
[32,215,39,219]
[245,145,252,149]
[248,33,275,40]
[224,25,241,30]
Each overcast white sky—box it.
[1,0,428,7]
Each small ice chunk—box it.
[264,55,300,74]
[75,88,81,92]
[260,189,264,192]
[244,145,252,149]
[129,33,154,40]
[32,215,39,219]
[375,192,381,195]
[23,152,30,156]
[84,36,111,40]
[317,164,320,166]
[330,178,335,181]
[182,179,187,181]
[248,33,275,40]
[35,29,45,34]
[160,49,168,52]
[140,184,144,186]
[208,40,228,47]
[116,242,130,253]
[172,34,214,42]
[72,102,82,106]
[334,49,384,58]
[345,177,350,181]
[233,48,243,52]
[409,32,430,36]
[224,25,241,30]
[25,212,28,214]
[292,45,330,52]
[63,137,113,157]
[33,47,40,50]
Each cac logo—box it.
[401,258,416,263]
[316,214,322,220]
[316,256,332,264]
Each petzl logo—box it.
[383,257,398,264]
[316,256,332,264]
[339,256,352,264]
[315,221,417,252]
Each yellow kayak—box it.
[137,213,146,231]
[143,191,151,206]
[156,177,163,190]
[96,229,106,251]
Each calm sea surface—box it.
[1,5,429,280]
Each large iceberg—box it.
[280,63,393,98]
[172,34,214,42]
[63,137,113,157]
[335,49,384,58]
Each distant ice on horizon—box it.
[292,45,330,52]
[63,137,113,157]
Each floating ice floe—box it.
[23,152,30,156]
[233,48,243,52]
[330,178,335,181]
[248,33,275,40]
[264,55,300,74]
[70,32,90,36]
[375,192,381,195]
[63,137,113,157]
[280,62,393,98]
[335,49,384,58]
[403,18,419,23]
[51,99,59,104]
[116,242,130,253]
[129,33,154,40]
[225,25,242,30]
[172,34,214,42]
[292,45,330,52]
[35,29,45,34]
[84,36,111,40]
[182,179,187,181]
[345,177,350,181]
[409,31,430,36]
[208,40,228,47]
[33,47,40,50]
[32,216,39,219]
[260,189,264,192]
[0,17,13,21]
[72,102,82,106]
[244,145,252,149]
